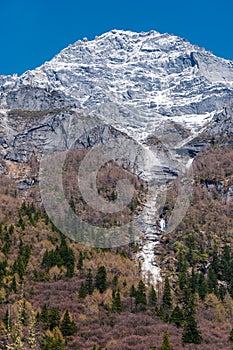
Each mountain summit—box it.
[1,29,233,145]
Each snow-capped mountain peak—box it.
[1,29,233,145]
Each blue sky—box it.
[0,0,232,75]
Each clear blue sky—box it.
[0,0,232,75]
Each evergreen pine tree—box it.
[85,269,94,295]
[190,267,197,294]
[135,280,147,307]
[178,271,188,291]
[95,266,107,293]
[220,244,231,282]
[40,304,48,323]
[148,285,157,307]
[40,326,65,350]
[182,314,202,344]
[130,285,137,298]
[162,277,172,310]
[207,266,218,292]
[160,331,172,350]
[60,309,77,336]
[219,284,226,301]
[112,289,122,313]
[65,248,75,278]
[78,282,87,299]
[197,272,208,300]
[11,275,17,293]
[169,305,184,327]
[47,307,60,330]
[77,251,83,270]
[155,305,166,321]
[112,275,118,288]
[58,236,75,277]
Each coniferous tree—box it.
[182,286,195,318]
[85,269,94,295]
[78,282,87,299]
[135,280,147,307]
[197,272,208,301]
[160,331,172,350]
[207,266,218,292]
[162,277,172,311]
[190,267,197,294]
[41,250,49,270]
[40,326,65,350]
[130,285,136,311]
[130,285,137,298]
[47,307,60,330]
[182,313,202,344]
[178,271,188,291]
[148,285,157,307]
[112,289,122,313]
[17,216,25,231]
[66,253,75,278]
[77,251,83,270]
[40,304,48,323]
[177,251,185,273]
[2,227,12,256]
[64,247,75,278]
[112,275,118,288]
[60,309,77,336]
[8,225,14,235]
[219,284,226,301]
[220,244,231,282]
[155,305,166,321]
[169,305,184,327]
[13,240,32,280]
[95,266,107,293]
[11,276,17,293]
[59,236,75,277]
[16,257,26,280]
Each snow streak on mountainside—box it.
[1,29,233,145]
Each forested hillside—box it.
[0,144,232,349]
